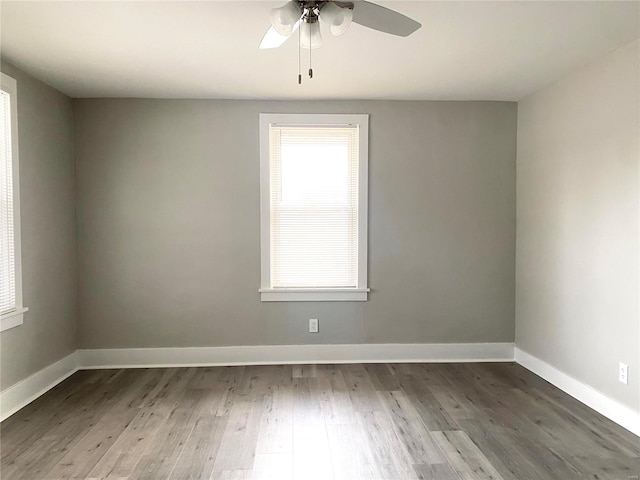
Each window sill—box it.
[0,307,28,332]
[259,288,369,302]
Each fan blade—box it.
[259,21,300,49]
[259,26,288,49]
[351,1,421,37]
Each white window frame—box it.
[259,113,369,302]
[1,73,27,332]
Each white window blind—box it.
[0,73,25,331]
[260,113,368,302]
[0,87,15,315]
[269,125,359,289]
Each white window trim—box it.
[259,113,369,302]
[1,73,27,332]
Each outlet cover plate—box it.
[619,363,629,385]
[309,318,319,333]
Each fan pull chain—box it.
[298,22,302,85]
[309,39,313,79]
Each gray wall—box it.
[74,99,517,349]
[516,40,639,411]
[0,62,77,390]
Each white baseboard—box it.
[4,344,636,439]
[0,351,78,422]
[515,348,640,437]
[0,343,513,422]
[77,342,515,369]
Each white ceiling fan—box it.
[260,1,421,82]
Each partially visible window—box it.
[259,113,369,302]
[1,73,27,331]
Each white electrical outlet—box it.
[309,318,319,333]
[619,363,629,385]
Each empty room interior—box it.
[0,1,639,479]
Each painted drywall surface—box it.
[0,62,77,390]
[516,40,640,411]
[74,99,516,349]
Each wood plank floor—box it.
[1,362,638,480]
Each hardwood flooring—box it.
[1,362,638,480]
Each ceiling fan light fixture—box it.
[320,2,353,37]
[270,1,302,36]
[259,0,422,83]
[300,20,323,49]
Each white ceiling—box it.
[1,1,638,100]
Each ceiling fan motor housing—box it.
[296,1,355,23]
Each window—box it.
[1,73,26,331]
[259,113,369,301]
